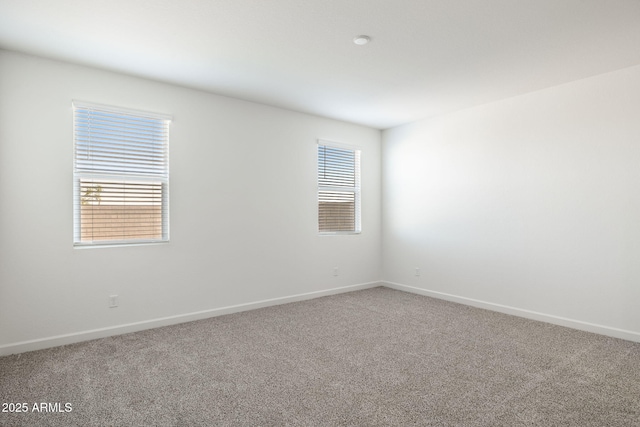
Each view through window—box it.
[73,102,171,245]
[317,142,361,233]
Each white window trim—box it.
[317,139,361,235]
[72,101,172,247]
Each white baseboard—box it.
[383,281,640,343]
[0,281,381,356]
[5,280,636,356]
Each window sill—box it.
[318,231,362,236]
[73,240,169,249]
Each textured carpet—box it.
[1,286,639,426]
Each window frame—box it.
[72,101,171,247]
[317,140,361,235]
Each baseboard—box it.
[7,280,634,356]
[383,281,640,343]
[0,281,382,356]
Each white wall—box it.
[4,47,638,354]
[382,64,640,341]
[0,50,382,354]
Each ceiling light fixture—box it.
[353,35,371,46]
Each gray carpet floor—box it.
[1,286,639,426]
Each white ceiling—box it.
[1,0,640,129]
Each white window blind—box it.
[318,142,361,233]
[73,101,171,246]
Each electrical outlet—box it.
[415,268,420,277]
[109,295,119,308]
[333,267,339,276]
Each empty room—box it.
[1,0,639,425]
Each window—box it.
[317,141,361,233]
[73,101,171,246]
